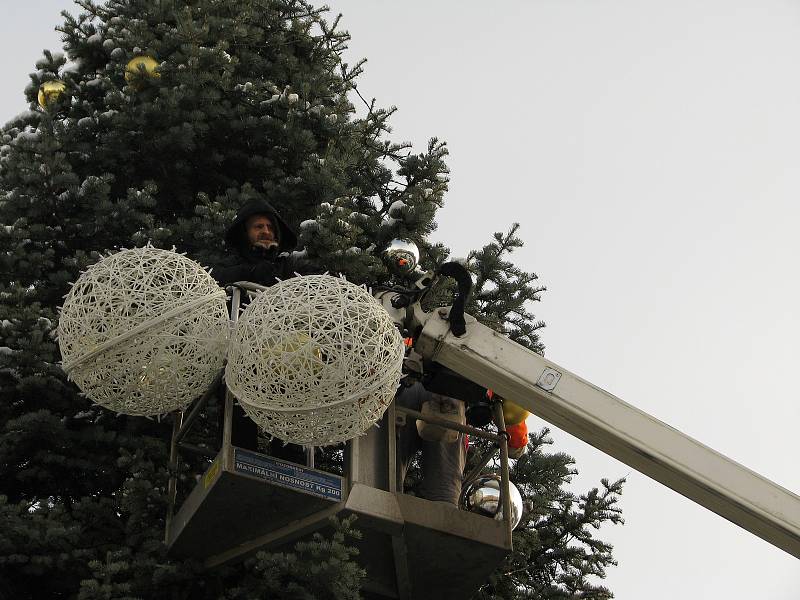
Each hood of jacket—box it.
[224,198,298,254]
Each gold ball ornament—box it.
[38,80,67,110]
[125,55,161,88]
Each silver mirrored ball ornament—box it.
[460,474,524,530]
[383,239,420,276]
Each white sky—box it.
[3,1,799,598]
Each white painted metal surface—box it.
[414,308,800,559]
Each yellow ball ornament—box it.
[38,80,67,110]
[261,332,325,379]
[125,55,160,88]
[502,399,530,426]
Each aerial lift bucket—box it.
[165,379,514,600]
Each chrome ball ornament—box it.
[58,246,229,416]
[460,474,524,530]
[225,274,405,446]
[383,239,420,276]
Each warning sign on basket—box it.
[234,448,343,502]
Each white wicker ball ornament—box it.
[225,274,404,446]
[58,246,229,416]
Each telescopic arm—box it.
[410,304,800,559]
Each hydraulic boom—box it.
[412,305,800,558]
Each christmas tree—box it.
[0,1,623,598]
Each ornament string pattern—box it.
[58,246,229,416]
[225,274,404,446]
[62,289,226,373]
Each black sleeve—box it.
[280,253,320,277]
[210,262,248,286]
[396,382,428,411]
[212,259,281,287]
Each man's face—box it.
[246,214,278,250]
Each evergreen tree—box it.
[0,1,623,598]
[470,431,625,600]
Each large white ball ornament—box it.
[58,246,229,416]
[225,275,404,445]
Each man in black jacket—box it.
[212,198,299,287]
[214,197,307,459]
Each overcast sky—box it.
[3,1,800,598]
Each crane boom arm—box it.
[413,307,800,558]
